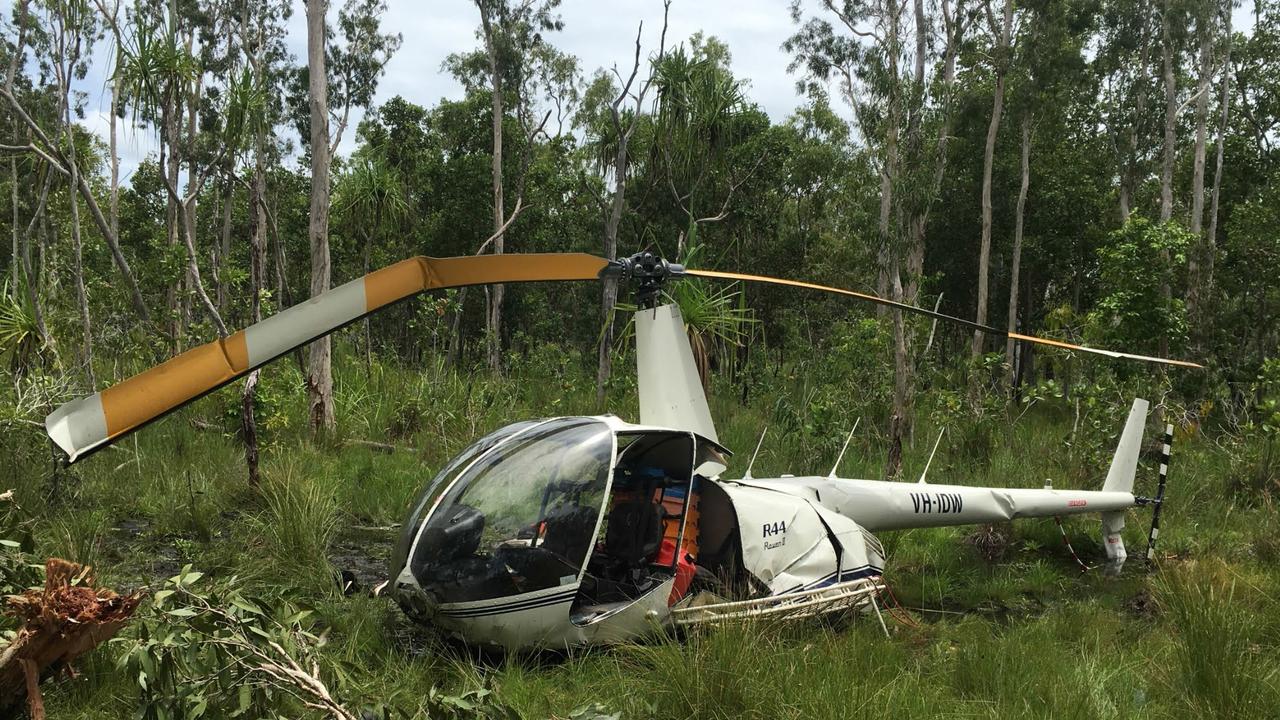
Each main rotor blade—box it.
[685,268,1203,370]
[46,253,608,463]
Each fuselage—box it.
[387,414,1139,652]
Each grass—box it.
[3,339,1279,718]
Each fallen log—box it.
[342,439,400,454]
[0,558,142,717]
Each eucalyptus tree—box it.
[111,0,257,342]
[1202,2,1233,315]
[294,0,399,433]
[581,0,669,406]
[1155,0,1194,358]
[970,0,1014,365]
[1001,0,1095,390]
[447,0,568,372]
[1097,0,1158,221]
[2,3,55,351]
[1187,0,1231,327]
[0,0,150,323]
[1232,1,1279,168]
[786,0,967,475]
[47,0,100,383]
[231,0,291,487]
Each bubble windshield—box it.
[392,420,541,581]
[410,418,614,604]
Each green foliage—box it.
[1227,358,1280,499]
[121,567,327,720]
[222,361,302,443]
[0,491,42,610]
[1087,218,1193,356]
[0,283,43,372]
[1156,561,1280,719]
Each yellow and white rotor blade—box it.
[685,268,1203,370]
[46,253,608,463]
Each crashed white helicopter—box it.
[45,252,1198,651]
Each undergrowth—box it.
[1,338,1277,718]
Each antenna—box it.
[827,417,861,478]
[917,426,947,484]
[743,427,768,480]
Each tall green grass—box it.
[2,340,1277,719]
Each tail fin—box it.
[1100,398,1149,565]
[1103,398,1149,493]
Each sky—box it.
[43,0,1260,185]
[65,0,814,185]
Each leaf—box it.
[166,607,198,618]
[237,684,253,715]
[230,597,264,616]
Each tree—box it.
[305,0,333,433]
[446,0,573,370]
[49,0,99,384]
[238,0,293,488]
[0,0,150,324]
[1003,0,1094,390]
[298,0,400,433]
[970,0,1014,366]
[1155,0,1186,359]
[1202,1,1232,315]
[650,40,755,245]
[786,0,968,476]
[333,154,406,370]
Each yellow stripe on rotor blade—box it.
[364,257,430,312]
[1006,332,1203,369]
[100,335,248,438]
[426,253,609,288]
[47,252,611,463]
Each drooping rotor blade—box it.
[684,268,1203,370]
[46,253,608,463]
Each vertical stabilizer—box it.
[1100,398,1149,565]
[1103,398,1149,493]
[636,303,719,442]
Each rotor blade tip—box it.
[45,393,109,464]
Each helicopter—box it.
[45,251,1198,651]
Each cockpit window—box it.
[411,418,614,603]
[391,420,541,580]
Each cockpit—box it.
[402,418,613,603]
[390,416,733,644]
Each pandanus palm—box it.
[334,156,409,368]
[649,47,748,247]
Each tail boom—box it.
[805,478,1136,532]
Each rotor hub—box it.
[600,251,687,307]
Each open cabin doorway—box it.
[571,430,697,625]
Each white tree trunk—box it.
[1158,0,1177,358]
[1205,6,1231,308]
[971,0,1013,364]
[1187,18,1212,320]
[306,0,335,432]
[1005,115,1031,389]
